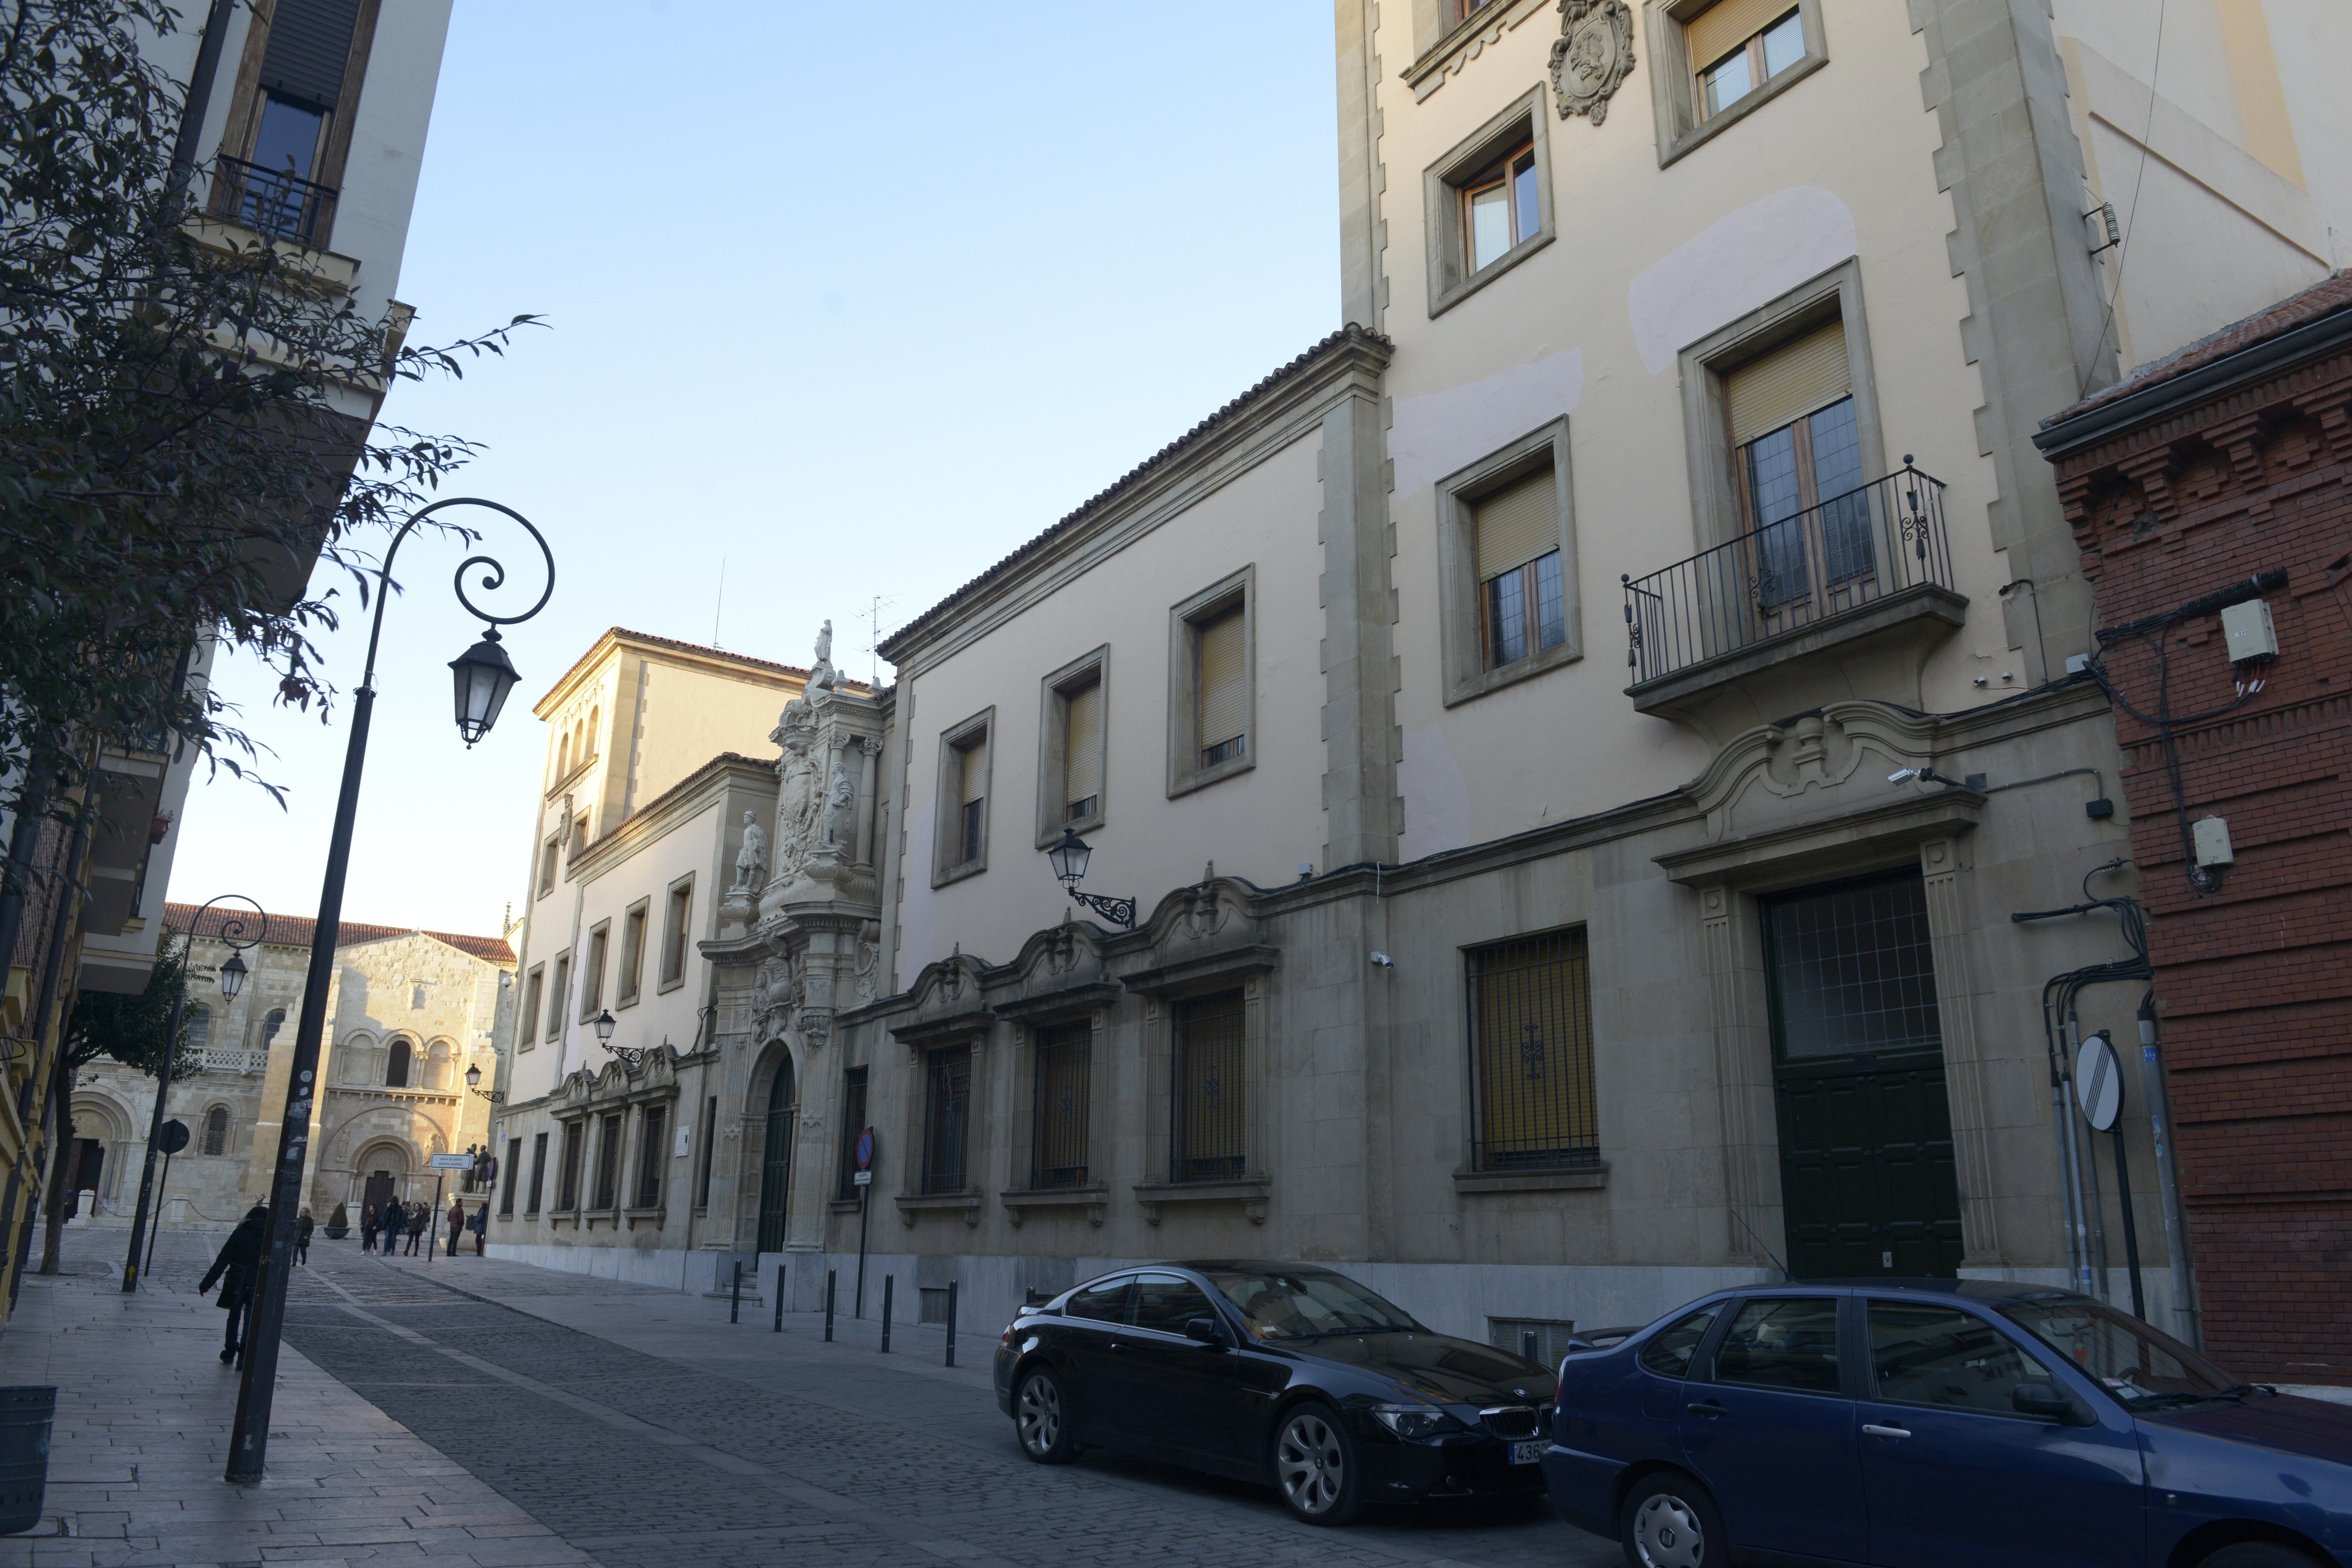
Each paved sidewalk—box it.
[0,1229,593,1568]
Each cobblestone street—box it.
[2,1230,1615,1568]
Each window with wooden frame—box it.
[1726,318,1872,608]
[921,1045,973,1194]
[1171,991,1247,1183]
[555,1120,584,1211]
[1467,928,1600,1172]
[545,952,570,1042]
[933,711,994,884]
[208,0,378,248]
[1423,87,1554,317]
[1475,469,1568,670]
[1644,0,1826,166]
[579,922,609,1022]
[634,1105,667,1209]
[591,1110,623,1211]
[617,899,649,1006]
[658,877,692,990]
[1030,1021,1092,1190]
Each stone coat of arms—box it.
[1551,0,1636,124]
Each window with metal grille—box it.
[635,1106,666,1209]
[1172,991,1246,1182]
[555,1121,583,1211]
[527,1132,548,1215]
[1490,1317,1582,1368]
[1030,1022,1091,1189]
[202,1104,229,1156]
[1467,928,1599,1171]
[1474,467,1565,669]
[922,1045,973,1194]
[1196,607,1248,768]
[1762,870,1941,1060]
[500,1137,522,1216]
[591,1113,623,1210]
[835,1068,869,1199]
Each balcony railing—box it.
[191,1045,268,1075]
[208,156,338,248]
[1623,461,1952,686]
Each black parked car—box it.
[993,1260,1556,1525]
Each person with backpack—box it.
[199,1205,269,1364]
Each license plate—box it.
[1508,1440,1544,1466]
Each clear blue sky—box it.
[168,1,1341,937]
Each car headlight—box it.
[1372,1404,1465,1440]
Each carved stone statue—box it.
[731,810,767,893]
[807,618,841,692]
[820,753,856,851]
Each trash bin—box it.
[0,1386,56,1534]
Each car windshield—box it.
[1998,1299,2248,1409]
[1205,1268,1421,1341]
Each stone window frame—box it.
[657,875,693,994]
[1456,922,1606,1184]
[519,965,545,1052]
[499,1136,522,1217]
[995,989,1120,1207]
[553,1115,586,1215]
[1166,566,1256,799]
[525,1129,549,1216]
[1436,416,1583,706]
[588,1107,626,1216]
[894,1021,992,1204]
[1643,0,1829,169]
[1034,646,1110,849]
[538,834,559,898]
[932,707,996,888]
[615,896,650,1009]
[544,951,570,1043]
[1422,84,1557,319]
[579,919,611,1023]
[384,1035,415,1089]
[1676,258,1887,552]
[1122,947,1278,1222]
[199,1101,232,1157]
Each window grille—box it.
[202,1105,229,1156]
[555,1122,583,1211]
[635,1106,666,1209]
[1172,991,1246,1182]
[501,1138,522,1216]
[1762,870,1941,1060]
[1467,928,1599,1171]
[527,1132,549,1215]
[1030,1022,1091,1189]
[835,1069,868,1200]
[922,1045,972,1194]
[591,1112,623,1210]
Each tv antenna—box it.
[863,595,896,688]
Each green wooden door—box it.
[1764,871,1965,1280]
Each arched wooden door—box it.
[756,1056,795,1254]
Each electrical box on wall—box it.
[2221,600,2278,664]
[2193,816,2236,868]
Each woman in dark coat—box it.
[404,1201,427,1256]
[199,1205,269,1364]
[296,1207,314,1265]
[360,1204,378,1252]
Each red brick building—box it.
[2039,275,2352,1383]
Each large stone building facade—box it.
[72,904,514,1234]
[2038,273,2352,1383]
[487,1,2349,1358]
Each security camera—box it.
[1888,768,1919,784]
[1369,952,1394,968]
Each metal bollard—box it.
[824,1268,836,1342]
[880,1274,894,1354]
[1522,1329,1539,1362]
[945,1279,959,1367]
[774,1264,785,1332]
[730,1260,742,1324]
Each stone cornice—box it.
[573,755,776,880]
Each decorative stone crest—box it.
[1550,0,1634,125]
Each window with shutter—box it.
[958,735,988,864]
[1063,679,1103,820]
[1687,0,1804,119]
[1475,469,1566,670]
[1196,607,1247,767]
[1726,319,1872,598]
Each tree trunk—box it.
[37,1061,76,1275]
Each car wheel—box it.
[1619,1470,1725,1568]
[1013,1367,1075,1464]
[2197,1545,2324,1568]
[1272,1402,1364,1526]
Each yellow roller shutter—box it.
[1197,608,1247,752]
[1687,0,1796,70]
[1064,680,1102,808]
[960,736,987,805]
[1726,320,1851,447]
[1474,468,1559,583]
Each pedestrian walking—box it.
[359,1204,377,1252]
[296,1207,314,1265]
[468,1203,487,1256]
[446,1197,465,1258]
[404,1201,426,1256]
[198,1204,269,1365]
[383,1203,404,1256]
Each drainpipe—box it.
[2137,995,2200,1347]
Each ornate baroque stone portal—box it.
[1550,0,1635,124]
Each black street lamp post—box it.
[226,499,552,1483]
[1046,826,1135,929]
[119,895,268,1291]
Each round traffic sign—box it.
[2075,1033,2124,1133]
[157,1119,189,1156]
[854,1127,876,1171]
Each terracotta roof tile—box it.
[2050,271,2352,422]
[161,902,516,966]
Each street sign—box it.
[854,1127,876,1171]
[427,1152,474,1170]
[2075,1032,2124,1132]
[157,1120,189,1156]
[853,1171,872,1186]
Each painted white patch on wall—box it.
[1391,349,1585,498]
[1396,724,1472,863]
[1626,187,1859,374]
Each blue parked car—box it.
[1542,1279,2351,1568]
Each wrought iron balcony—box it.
[208,156,338,248]
[1623,460,1956,694]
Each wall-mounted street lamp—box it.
[1047,826,1136,930]
[598,1009,662,1073]
[463,1062,503,1104]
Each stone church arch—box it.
[753,1044,797,1254]
[423,1039,454,1091]
[352,1136,415,1210]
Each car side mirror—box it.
[1182,1315,1224,1347]
[2012,1381,2087,1424]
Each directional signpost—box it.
[853,1127,875,1318]
[2075,1031,2146,1318]
[427,1152,472,1265]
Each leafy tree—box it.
[0,0,535,879]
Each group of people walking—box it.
[359,1197,484,1257]
[199,1196,488,1367]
